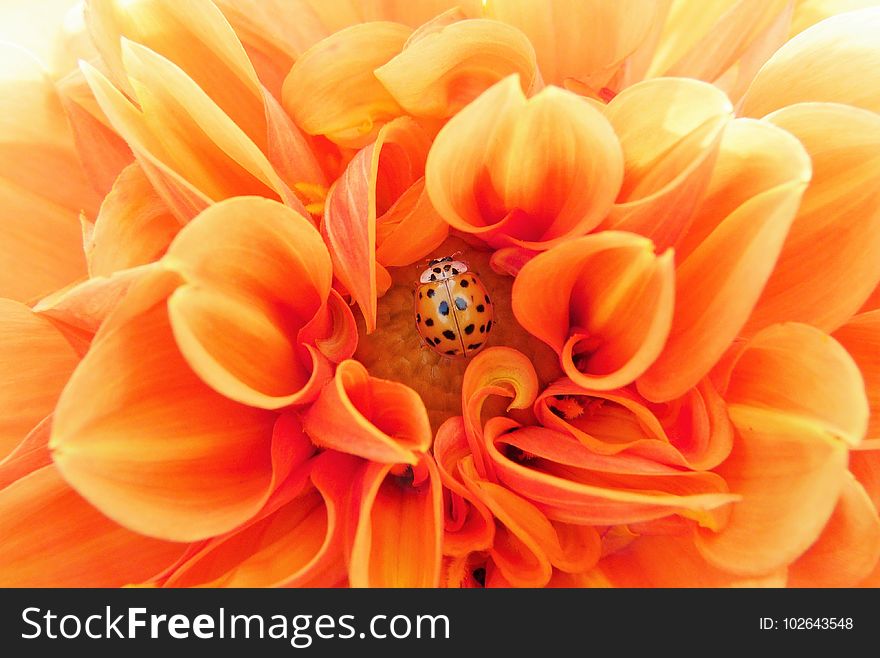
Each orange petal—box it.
[50,269,281,541]
[461,347,539,478]
[0,465,184,586]
[0,300,79,460]
[375,17,537,119]
[282,22,410,148]
[638,119,811,402]
[478,0,663,88]
[513,232,674,391]
[87,163,181,277]
[425,75,623,250]
[163,197,335,408]
[833,311,880,440]
[696,323,863,575]
[602,78,732,250]
[741,7,880,116]
[350,454,443,587]
[434,416,496,556]
[743,103,880,334]
[322,117,430,331]
[789,0,880,36]
[0,415,52,490]
[0,44,97,302]
[788,474,880,587]
[375,177,449,267]
[304,360,431,464]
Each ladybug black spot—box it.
[438,301,449,316]
[479,324,485,333]
[427,289,436,298]
[460,279,469,288]
[471,278,477,284]
[455,297,468,311]
[476,304,485,313]
[467,343,483,350]
[451,267,459,275]
[432,337,442,346]
[429,274,437,281]
[464,324,475,335]
[416,313,421,323]
[443,264,451,271]
[443,330,456,340]
[433,267,442,274]
[418,291,423,299]
[445,349,458,355]
[486,320,493,332]
[425,318,434,327]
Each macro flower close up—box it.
[1,0,879,589]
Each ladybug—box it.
[414,256,494,358]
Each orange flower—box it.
[1,0,879,589]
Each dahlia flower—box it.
[1,0,879,589]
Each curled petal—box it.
[375,18,537,119]
[602,78,732,250]
[304,360,431,464]
[375,178,449,267]
[833,311,880,440]
[461,347,538,478]
[513,232,674,391]
[744,103,880,333]
[50,270,280,542]
[282,22,410,147]
[164,197,334,408]
[0,465,184,587]
[426,75,623,250]
[788,475,880,587]
[638,119,811,402]
[350,454,443,587]
[741,7,880,116]
[0,300,79,460]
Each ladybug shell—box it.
[414,270,494,358]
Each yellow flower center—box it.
[355,236,562,430]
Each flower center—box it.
[355,237,561,430]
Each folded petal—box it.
[163,197,342,408]
[833,311,880,440]
[0,415,52,490]
[741,7,880,116]
[513,232,674,391]
[0,44,97,301]
[304,360,431,464]
[638,119,811,401]
[0,300,79,460]
[743,103,880,333]
[282,22,410,148]
[602,78,732,250]
[426,75,624,250]
[350,454,443,587]
[375,177,449,267]
[375,17,537,119]
[50,269,280,541]
[788,474,880,587]
[0,465,184,586]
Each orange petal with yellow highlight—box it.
[282,22,410,148]
[834,311,880,440]
[696,323,864,575]
[349,455,443,587]
[375,17,537,119]
[602,78,732,250]
[0,45,98,302]
[743,104,880,334]
[426,75,623,250]
[788,474,880,587]
[163,197,342,409]
[513,232,674,391]
[0,465,184,587]
[375,178,449,267]
[0,415,52,491]
[741,7,880,116]
[638,119,811,402]
[304,360,431,464]
[50,269,281,542]
[0,300,79,461]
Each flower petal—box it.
[741,7,880,116]
[0,414,52,490]
[350,455,443,587]
[743,103,880,333]
[304,360,432,464]
[0,465,184,586]
[513,232,674,391]
[50,269,280,541]
[833,311,880,440]
[425,75,623,250]
[282,22,410,148]
[375,177,449,267]
[0,299,79,460]
[788,474,880,587]
[375,17,537,119]
[638,119,811,401]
